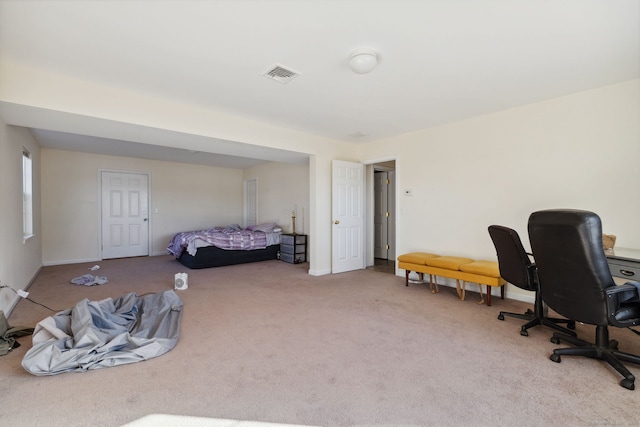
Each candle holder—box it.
[291,211,298,234]
[291,210,297,235]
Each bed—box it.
[167,223,282,269]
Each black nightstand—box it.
[280,234,307,264]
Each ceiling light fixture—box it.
[349,48,378,74]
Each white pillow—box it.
[249,223,277,232]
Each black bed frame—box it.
[176,244,280,269]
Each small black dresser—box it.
[280,234,307,264]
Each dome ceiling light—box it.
[348,48,378,74]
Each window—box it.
[22,147,33,239]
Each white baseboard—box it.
[395,272,535,304]
[43,258,102,267]
[309,267,331,276]
[0,265,42,316]
[123,414,317,427]
[44,253,169,267]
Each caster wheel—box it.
[550,336,561,344]
[567,321,576,330]
[550,353,561,363]
[610,340,619,350]
[525,309,534,315]
[498,314,504,321]
[520,329,529,337]
[620,378,635,390]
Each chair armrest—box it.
[606,282,640,296]
[606,282,640,305]
[606,282,640,326]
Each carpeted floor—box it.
[2,255,640,427]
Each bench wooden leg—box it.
[406,271,427,286]
[430,275,439,294]
[485,284,504,306]
[476,283,485,305]
[456,279,465,300]
[484,285,506,306]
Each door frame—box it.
[98,169,152,259]
[373,168,396,260]
[364,156,398,273]
[243,177,258,228]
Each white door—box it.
[332,160,365,273]
[374,171,389,259]
[387,170,396,260]
[244,178,258,228]
[101,171,149,259]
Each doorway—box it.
[101,171,150,259]
[244,177,258,228]
[369,161,396,274]
[329,159,396,275]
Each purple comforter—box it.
[167,226,268,257]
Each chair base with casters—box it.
[550,325,640,390]
[527,209,640,390]
[498,294,576,337]
[488,224,576,337]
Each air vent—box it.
[264,65,300,84]
[349,131,370,138]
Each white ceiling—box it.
[1,0,638,167]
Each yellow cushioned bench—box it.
[397,252,506,306]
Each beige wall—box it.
[242,162,310,235]
[359,79,640,300]
[2,63,638,307]
[0,62,358,275]
[0,120,42,314]
[41,149,244,264]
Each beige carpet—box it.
[3,255,640,427]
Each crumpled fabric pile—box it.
[70,274,109,286]
[21,290,183,375]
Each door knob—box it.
[334,220,340,224]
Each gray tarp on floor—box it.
[22,290,183,376]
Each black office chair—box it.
[528,209,640,390]
[488,225,575,336]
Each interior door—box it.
[244,178,258,228]
[374,171,389,259]
[332,160,364,273]
[387,170,396,260]
[101,171,149,259]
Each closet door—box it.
[101,171,149,259]
[244,178,258,228]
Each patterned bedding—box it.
[167,224,280,258]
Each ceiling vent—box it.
[264,65,299,84]
[349,131,370,138]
